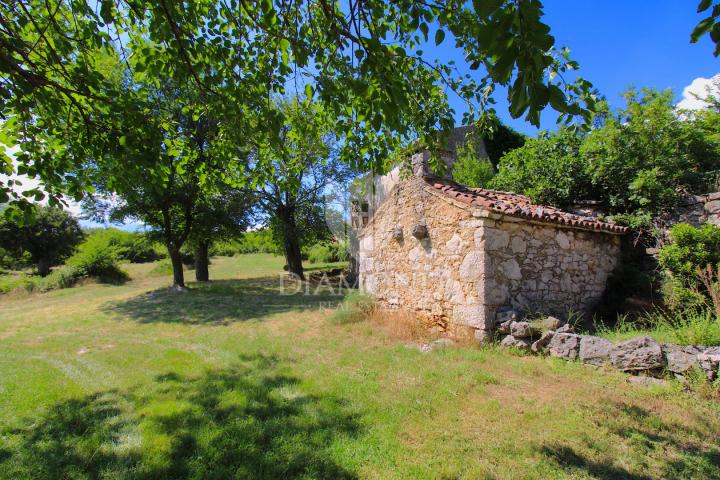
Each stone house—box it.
[356,148,628,342]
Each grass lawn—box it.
[1,254,719,479]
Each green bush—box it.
[491,89,720,220]
[39,266,82,290]
[236,229,281,254]
[451,142,496,188]
[306,241,348,264]
[659,223,720,280]
[149,259,174,276]
[0,266,86,294]
[582,90,718,216]
[68,240,129,282]
[490,130,591,206]
[211,240,239,257]
[81,228,162,263]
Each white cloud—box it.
[676,74,720,111]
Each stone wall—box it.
[358,178,623,341]
[480,215,622,322]
[496,318,720,382]
[663,192,720,227]
[358,178,479,337]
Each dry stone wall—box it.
[664,192,720,227]
[497,318,720,381]
[480,217,622,323]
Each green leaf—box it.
[119,136,126,146]
[435,29,445,46]
[698,0,713,13]
[305,83,314,99]
[691,17,715,43]
[473,0,504,17]
[419,22,429,41]
[100,0,113,25]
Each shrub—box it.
[658,223,720,280]
[582,89,718,216]
[236,229,281,254]
[490,130,592,206]
[451,142,496,188]
[211,240,239,257]
[149,259,174,276]
[68,241,129,282]
[39,266,82,290]
[306,241,349,264]
[658,223,720,310]
[81,228,161,263]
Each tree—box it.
[0,205,83,276]
[483,123,526,168]
[490,88,720,223]
[582,89,719,216]
[490,129,591,207]
[189,189,255,282]
[1,0,600,219]
[692,0,720,56]
[82,75,245,288]
[251,99,355,280]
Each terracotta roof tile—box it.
[424,176,628,234]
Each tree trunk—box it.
[194,241,209,282]
[37,257,50,277]
[278,208,305,280]
[168,246,186,288]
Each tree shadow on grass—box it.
[104,276,352,325]
[538,400,720,479]
[0,353,361,479]
[539,445,654,480]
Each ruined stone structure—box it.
[662,192,720,228]
[357,151,627,342]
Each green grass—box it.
[597,309,720,346]
[1,254,719,479]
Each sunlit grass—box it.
[0,254,719,479]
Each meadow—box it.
[0,254,719,479]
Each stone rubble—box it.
[495,315,720,384]
[500,334,531,351]
[697,353,720,381]
[509,321,534,338]
[663,345,703,374]
[547,333,581,360]
[531,330,555,353]
[578,336,613,366]
[610,336,664,372]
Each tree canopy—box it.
[490,88,720,227]
[1,0,601,218]
[0,205,83,276]
[251,98,355,280]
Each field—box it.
[1,254,719,479]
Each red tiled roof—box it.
[424,176,628,234]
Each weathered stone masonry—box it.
[358,175,625,341]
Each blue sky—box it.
[440,1,719,135]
